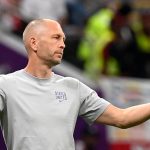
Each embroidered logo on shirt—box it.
[55,91,67,102]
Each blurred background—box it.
[0,0,150,149]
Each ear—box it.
[30,37,38,52]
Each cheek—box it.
[47,45,56,57]
[37,40,56,57]
[37,42,50,55]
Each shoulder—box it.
[0,70,23,85]
[0,74,5,88]
[0,70,25,94]
[0,73,11,83]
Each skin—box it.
[23,19,65,78]
[96,103,150,129]
[23,19,150,129]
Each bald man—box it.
[0,19,150,150]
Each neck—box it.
[25,60,53,79]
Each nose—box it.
[60,40,65,49]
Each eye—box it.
[53,36,59,39]
[52,34,66,41]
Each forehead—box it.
[42,21,65,37]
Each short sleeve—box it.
[78,81,110,125]
[0,94,5,112]
[0,76,6,112]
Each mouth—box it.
[55,52,63,58]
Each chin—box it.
[51,60,61,66]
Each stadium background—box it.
[0,0,150,149]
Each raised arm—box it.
[95,103,150,129]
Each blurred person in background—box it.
[0,19,150,150]
[20,0,68,26]
[0,0,23,33]
[77,2,148,79]
[102,2,140,78]
[77,1,119,79]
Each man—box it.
[0,19,149,150]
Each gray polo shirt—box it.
[0,70,110,150]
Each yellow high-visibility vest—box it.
[78,8,120,79]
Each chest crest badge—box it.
[55,91,67,102]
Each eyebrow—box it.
[53,33,66,41]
